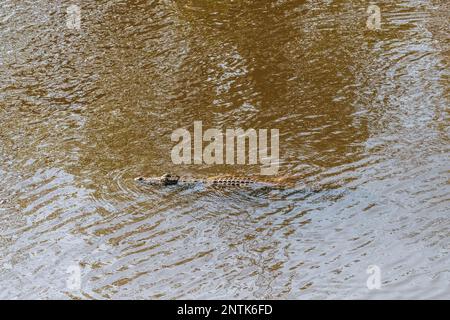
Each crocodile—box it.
[135,173,294,189]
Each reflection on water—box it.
[0,0,448,299]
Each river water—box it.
[0,0,448,299]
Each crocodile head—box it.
[135,173,180,186]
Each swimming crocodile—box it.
[135,173,294,189]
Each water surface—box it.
[0,0,449,299]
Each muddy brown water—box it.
[0,0,448,299]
